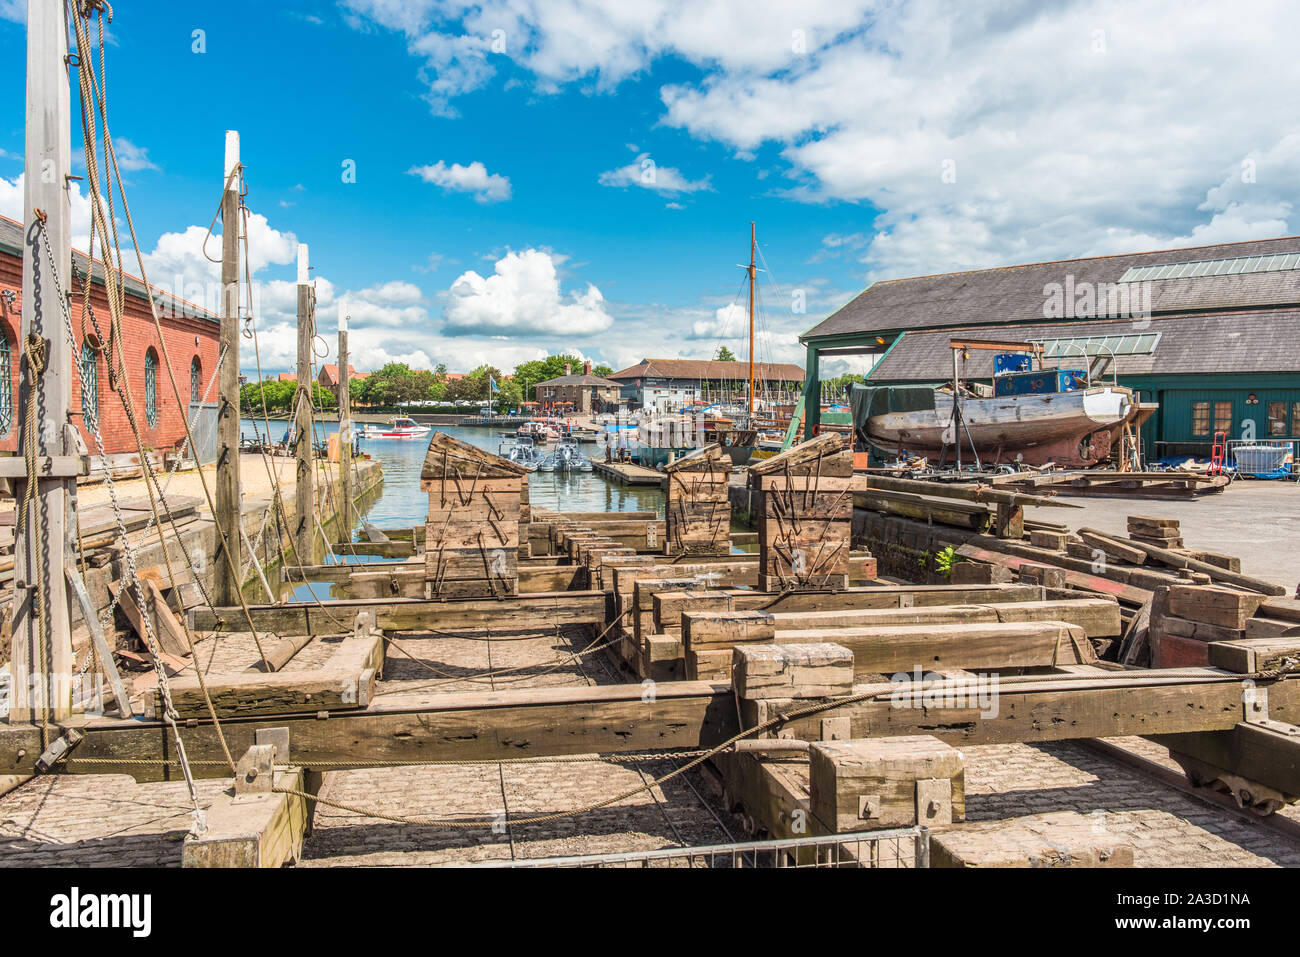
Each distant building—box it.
[798,236,1300,455]
[318,363,369,398]
[0,214,220,456]
[535,361,622,413]
[609,358,806,412]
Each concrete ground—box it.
[1050,480,1300,596]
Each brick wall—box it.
[0,248,221,456]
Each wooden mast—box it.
[214,131,242,605]
[337,299,352,539]
[747,222,756,420]
[294,243,314,562]
[11,0,74,722]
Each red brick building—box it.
[0,214,221,456]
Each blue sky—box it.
[2,1,1298,376]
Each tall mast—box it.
[11,0,74,722]
[747,222,755,420]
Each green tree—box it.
[714,346,737,362]
[592,363,615,378]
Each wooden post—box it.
[11,0,75,723]
[294,244,314,561]
[214,130,242,606]
[337,298,352,540]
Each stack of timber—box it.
[421,431,526,599]
[748,432,854,592]
[664,444,731,556]
[1148,584,1300,669]
[1127,515,1183,549]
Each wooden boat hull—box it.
[865,387,1133,468]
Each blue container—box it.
[993,353,1034,375]
[993,368,1088,398]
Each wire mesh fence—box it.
[468,827,929,868]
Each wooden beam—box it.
[190,591,606,635]
[752,672,1300,746]
[7,671,1299,781]
[146,635,383,719]
[6,680,739,781]
[650,583,1048,636]
[768,620,1096,674]
[1078,527,1286,596]
[182,767,309,867]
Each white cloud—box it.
[442,248,613,336]
[598,153,710,195]
[348,0,1300,282]
[111,137,159,172]
[690,302,744,339]
[343,0,874,111]
[0,0,24,24]
[407,160,512,202]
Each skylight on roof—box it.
[1119,252,1300,283]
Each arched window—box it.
[145,348,159,427]
[80,342,99,430]
[0,327,11,438]
[190,355,202,404]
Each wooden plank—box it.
[770,620,1096,674]
[1152,721,1300,799]
[112,579,191,658]
[191,592,606,635]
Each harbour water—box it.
[243,419,665,539]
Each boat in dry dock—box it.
[855,346,1135,468]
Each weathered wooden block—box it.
[732,642,854,700]
[639,634,683,681]
[1029,530,1068,550]
[1017,561,1066,589]
[930,811,1135,868]
[1168,584,1265,630]
[683,609,778,651]
[686,647,732,681]
[809,735,965,832]
[950,561,1012,585]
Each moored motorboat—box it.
[361,416,431,440]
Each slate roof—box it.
[535,373,622,388]
[0,213,219,323]
[609,358,805,382]
[869,310,1300,381]
[803,236,1300,341]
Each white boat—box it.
[539,437,593,472]
[361,416,431,440]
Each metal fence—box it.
[1227,438,1297,479]
[468,827,929,869]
